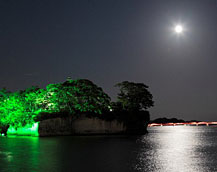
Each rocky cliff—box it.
[38,117,126,136]
[5,111,149,137]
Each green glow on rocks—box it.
[7,122,39,137]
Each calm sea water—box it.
[1,126,217,172]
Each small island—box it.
[148,117,207,127]
[150,117,201,124]
[0,79,153,136]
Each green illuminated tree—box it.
[63,79,111,114]
[45,79,111,115]
[0,91,29,128]
[45,83,76,113]
[21,86,47,114]
[0,87,46,128]
[0,88,10,126]
[115,81,154,111]
[0,78,112,129]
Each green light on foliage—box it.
[0,79,111,133]
[7,122,39,137]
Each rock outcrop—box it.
[5,111,150,137]
[39,117,126,136]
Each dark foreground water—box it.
[1,126,217,172]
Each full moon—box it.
[174,25,183,34]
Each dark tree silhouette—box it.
[115,81,154,111]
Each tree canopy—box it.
[46,79,111,114]
[0,79,111,128]
[0,79,154,129]
[115,81,154,111]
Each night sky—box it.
[1,0,217,121]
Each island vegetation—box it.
[0,79,154,136]
[150,117,200,124]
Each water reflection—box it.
[0,136,63,172]
[1,127,217,172]
[135,126,217,172]
[0,136,40,172]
